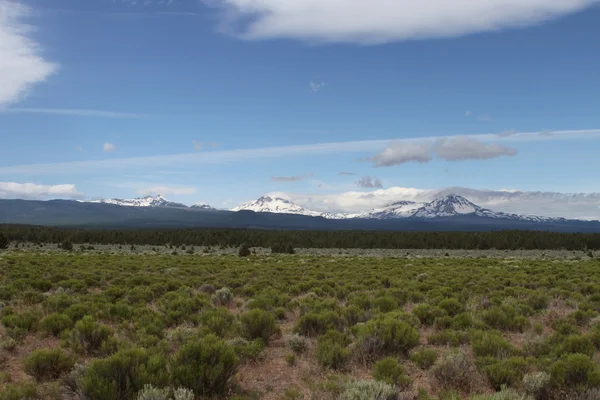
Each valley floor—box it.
[0,252,599,399]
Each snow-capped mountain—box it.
[231,196,322,217]
[360,200,422,219]
[89,195,187,208]
[232,194,570,222]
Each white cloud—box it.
[192,140,202,151]
[0,128,599,176]
[207,0,598,44]
[309,81,325,92]
[497,129,518,137]
[0,182,82,199]
[369,136,517,166]
[435,136,517,161]
[103,143,116,152]
[136,186,196,196]
[369,142,433,167]
[271,186,600,219]
[356,176,383,189]
[4,108,151,118]
[0,1,58,106]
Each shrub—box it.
[212,287,234,307]
[472,332,515,358]
[285,353,296,366]
[199,307,237,337]
[522,372,551,399]
[295,311,339,337]
[61,240,74,251]
[173,388,195,400]
[24,349,75,381]
[431,351,475,392]
[240,309,280,344]
[428,329,469,347]
[439,298,464,316]
[229,337,264,361]
[2,310,39,332]
[357,316,419,358]
[372,357,411,388]
[0,383,38,400]
[556,335,595,357]
[238,244,251,257]
[82,347,169,400]
[40,313,73,336]
[171,335,238,397]
[0,233,8,250]
[63,363,87,395]
[413,304,446,326]
[271,242,295,254]
[470,387,534,400]
[69,315,112,354]
[137,385,170,400]
[484,357,528,390]
[0,337,17,351]
[287,333,309,354]
[410,348,438,370]
[316,330,350,370]
[339,380,399,400]
[550,353,600,388]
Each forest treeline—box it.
[1,224,600,250]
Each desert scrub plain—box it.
[1,250,600,399]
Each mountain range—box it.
[0,193,598,232]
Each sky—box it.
[1,0,600,218]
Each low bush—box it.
[137,385,170,400]
[287,333,309,354]
[522,372,551,399]
[240,309,280,344]
[82,348,169,400]
[40,313,73,336]
[24,349,75,381]
[212,287,234,307]
[372,357,411,388]
[550,353,600,388]
[171,335,238,397]
[356,315,419,358]
[316,330,351,370]
[0,383,38,400]
[339,380,399,400]
[431,351,475,392]
[410,348,438,370]
[428,329,469,347]
[238,244,251,257]
[483,357,528,390]
[68,315,112,354]
[472,332,515,359]
[413,304,446,326]
[295,311,339,337]
[439,298,464,317]
[471,387,533,400]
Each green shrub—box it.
[357,315,419,357]
[238,244,251,257]
[550,353,600,388]
[229,337,264,361]
[2,310,40,332]
[452,313,479,330]
[338,380,398,400]
[40,313,73,336]
[285,353,296,366]
[439,298,464,316]
[527,292,550,311]
[431,351,475,392]
[240,309,280,343]
[410,348,438,370]
[199,307,237,337]
[0,383,38,400]
[373,296,398,313]
[24,348,75,381]
[271,243,295,254]
[413,304,447,326]
[0,233,8,250]
[295,311,339,337]
[482,306,528,332]
[136,384,170,400]
[372,357,411,388]
[173,388,195,400]
[428,329,469,347]
[471,387,534,400]
[69,315,112,354]
[0,337,17,351]
[82,348,169,400]
[556,335,595,357]
[316,330,350,370]
[483,357,528,390]
[522,372,551,399]
[472,332,515,358]
[287,333,309,354]
[171,335,238,397]
[211,287,234,307]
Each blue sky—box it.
[1,0,600,215]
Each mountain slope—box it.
[232,196,322,217]
[88,195,188,208]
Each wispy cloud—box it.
[206,0,598,44]
[192,141,218,151]
[338,172,357,176]
[309,81,325,92]
[136,186,196,196]
[478,114,492,121]
[497,129,518,137]
[4,108,152,118]
[271,174,314,182]
[356,176,383,189]
[0,129,598,176]
[0,182,82,200]
[192,140,203,151]
[369,136,517,167]
[103,143,116,152]
[465,111,471,117]
[0,1,58,106]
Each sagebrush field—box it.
[1,250,600,400]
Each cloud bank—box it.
[0,1,58,106]
[208,0,599,44]
[0,182,83,199]
[103,143,116,152]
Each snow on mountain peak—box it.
[89,194,187,208]
[231,195,321,216]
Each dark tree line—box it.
[1,224,600,250]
